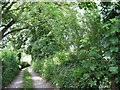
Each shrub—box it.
[32,49,119,89]
[0,49,20,87]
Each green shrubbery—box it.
[32,17,120,89]
[32,49,119,88]
[1,1,119,89]
[0,49,20,87]
[29,3,119,89]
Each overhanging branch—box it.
[4,2,16,13]
[3,26,29,38]
[1,2,25,38]
[2,2,9,10]
[2,19,16,35]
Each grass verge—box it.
[23,68,34,88]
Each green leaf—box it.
[89,51,97,56]
[89,51,101,57]
[90,65,96,71]
[103,23,111,28]
[110,27,119,34]
[81,61,89,68]
[104,42,110,47]
[110,37,118,45]
[110,47,118,52]
[110,18,117,23]
[103,51,112,59]
[89,80,97,86]
[109,67,118,74]
[83,73,90,79]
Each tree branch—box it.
[2,2,9,10]
[1,19,16,36]
[1,2,25,38]
[3,26,29,38]
[0,25,6,28]
[4,2,16,13]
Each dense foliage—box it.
[31,2,120,89]
[0,49,19,87]
[1,1,119,89]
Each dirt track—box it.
[5,67,54,89]
[28,67,54,88]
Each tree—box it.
[0,2,27,39]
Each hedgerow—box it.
[0,49,20,87]
[32,49,119,88]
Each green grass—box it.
[23,68,34,88]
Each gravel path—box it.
[28,67,54,88]
[6,69,25,89]
[4,67,55,89]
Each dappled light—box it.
[32,76,42,81]
[21,53,32,64]
[15,81,22,84]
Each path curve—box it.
[28,67,54,88]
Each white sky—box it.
[21,53,32,64]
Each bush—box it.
[32,51,76,88]
[0,49,20,87]
[32,50,119,89]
